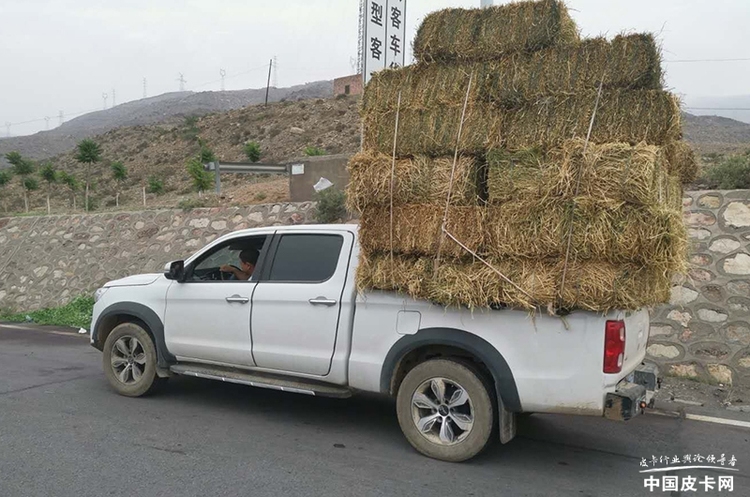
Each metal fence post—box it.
[213,162,221,195]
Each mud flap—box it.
[498,397,517,444]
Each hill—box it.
[681,112,750,155]
[0,81,333,166]
[0,95,361,215]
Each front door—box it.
[164,234,268,367]
[251,231,353,376]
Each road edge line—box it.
[684,413,750,429]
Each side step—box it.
[169,363,352,398]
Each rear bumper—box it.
[604,362,659,421]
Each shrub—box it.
[706,152,750,189]
[255,192,267,201]
[146,176,165,194]
[244,141,262,162]
[304,146,327,157]
[178,198,208,210]
[313,187,347,224]
[0,295,95,329]
[186,158,213,193]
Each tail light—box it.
[604,320,626,374]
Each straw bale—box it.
[362,90,680,157]
[484,200,688,271]
[356,252,673,312]
[501,90,682,149]
[358,205,485,259]
[413,0,579,63]
[365,34,662,114]
[346,151,479,213]
[663,141,699,184]
[362,104,502,157]
[487,140,672,206]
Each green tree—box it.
[0,169,12,212]
[313,187,347,224]
[199,141,216,164]
[5,151,35,212]
[40,162,57,214]
[59,171,79,209]
[146,176,164,195]
[244,141,262,162]
[186,158,213,196]
[75,139,102,212]
[707,153,750,189]
[111,161,128,207]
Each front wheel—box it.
[396,358,495,462]
[102,322,163,397]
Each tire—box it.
[102,322,163,397]
[396,358,495,462]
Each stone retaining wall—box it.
[648,190,750,387]
[0,203,314,311]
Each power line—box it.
[685,107,750,111]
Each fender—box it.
[380,327,522,413]
[92,302,176,368]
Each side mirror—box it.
[164,260,185,281]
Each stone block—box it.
[682,197,694,207]
[696,308,728,323]
[688,268,714,282]
[709,237,741,254]
[647,343,681,359]
[688,228,712,240]
[697,194,722,209]
[667,309,691,327]
[727,297,750,314]
[690,254,712,266]
[670,286,698,305]
[727,279,750,296]
[721,322,750,346]
[669,363,700,379]
[189,218,210,228]
[649,324,675,337]
[721,253,750,275]
[211,220,227,230]
[690,341,731,360]
[722,201,750,228]
[707,364,733,385]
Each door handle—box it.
[225,295,249,304]
[309,297,337,306]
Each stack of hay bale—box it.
[348,0,695,312]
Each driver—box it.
[220,249,259,281]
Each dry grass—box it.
[487,139,677,206]
[663,141,700,184]
[346,151,479,212]
[365,34,662,113]
[413,0,579,63]
[362,90,681,157]
[356,252,672,312]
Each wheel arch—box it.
[380,327,522,413]
[93,302,174,368]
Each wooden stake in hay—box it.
[358,205,485,259]
[365,34,663,114]
[413,0,579,63]
[356,252,673,312]
[346,151,479,212]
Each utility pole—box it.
[220,69,226,91]
[4,122,10,138]
[143,77,147,98]
[264,58,272,106]
[112,88,116,107]
[357,0,366,74]
[273,56,278,87]
[45,117,50,130]
[177,73,186,91]
[102,92,108,110]
[58,110,64,125]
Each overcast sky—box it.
[2,0,749,136]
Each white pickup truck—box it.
[90,224,658,462]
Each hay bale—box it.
[502,90,681,149]
[365,34,662,114]
[356,252,672,312]
[362,90,681,157]
[362,104,502,157]
[484,200,688,271]
[487,140,672,206]
[413,0,579,63]
[358,205,485,259]
[346,151,479,213]
[663,141,699,184]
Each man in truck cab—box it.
[220,249,259,280]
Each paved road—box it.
[1,323,748,497]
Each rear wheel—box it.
[396,358,495,462]
[103,322,163,397]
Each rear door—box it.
[250,230,354,376]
